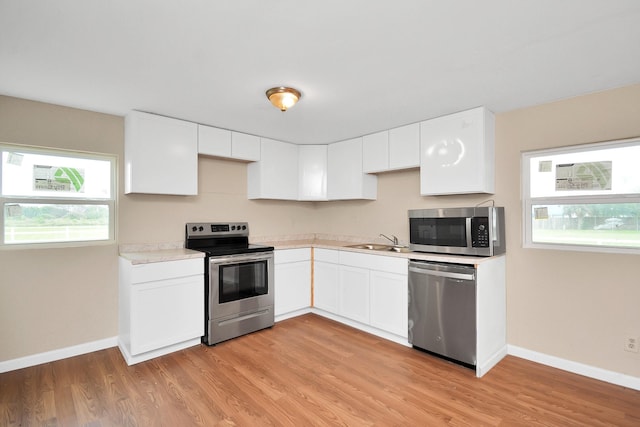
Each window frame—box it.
[522,137,640,255]
[0,143,117,249]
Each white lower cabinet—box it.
[313,249,340,314]
[274,248,311,319]
[118,257,204,365]
[369,270,408,338]
[339,265,370,324]
[313,248,408,343]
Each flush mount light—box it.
[266,87,301,111]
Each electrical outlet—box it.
[624,336,639,353]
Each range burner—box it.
[185,222,273,256]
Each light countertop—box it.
[119,247,204,265]
[119,235,500,266]
[256,238,497,265]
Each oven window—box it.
[410,217,467,247]
[219,260,268,304]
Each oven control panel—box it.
[186,222,249,238]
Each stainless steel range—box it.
[185,222,274,345]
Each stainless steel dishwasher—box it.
[408,260,476,367]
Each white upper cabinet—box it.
[362,131,389,173]
[125,111,198,195]
[197,125,231,157]
[247,138,298,200]
[328,137,377,200]
[362,123,420,173]
[420,106,495,195]
[298,145,328,201]
[389,123,420,170]
[198,125,260,162]
[231,132,261,161]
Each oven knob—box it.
[231,225,236,230]
[198,226,204,231]
[192,226,197,232]
[242,225,247,230]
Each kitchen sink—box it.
[345,243,411,253]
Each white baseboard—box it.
[311,308,411,347]
[118,337,201,366]
[275,307,312,323]
[477,346,508,378]
[0,336,117,373]
[3,332,638,393]
[508,345,640,391]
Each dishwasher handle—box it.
[409,264,475,281]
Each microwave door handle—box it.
[466,217,473,249]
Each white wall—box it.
[0,96,121,361]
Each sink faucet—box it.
[379,233,399,245]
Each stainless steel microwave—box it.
[408,206,505,257]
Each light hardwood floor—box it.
[2,314,639,426]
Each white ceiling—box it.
[2,1,640,145]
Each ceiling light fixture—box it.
[266,86,301,111]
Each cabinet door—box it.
[389,123,420,170]
[339,265,370,324]
[313,261,340,314]
[232,132,261,161]
[420,107,494,195]
[130,275,204,355]
[247,138,298,199]
[125,111,198,195]
[327,137,377,200]
[370,270,408,337]
[198,124,232,157]
[274,261,311,316]
[298,145,328,201]
[362,131,389,173]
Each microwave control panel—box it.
[471,216,490,247]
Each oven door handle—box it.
[209,252,273,264]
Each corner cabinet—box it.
[274,248,312,320]
[125,111,198,195]
[420,106,495,195]
[118,257,204,365]
[298,145,328,201]
[247,138,299,200]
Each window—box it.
[522,138,640,254]
[1,143,116,247]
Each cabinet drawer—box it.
[130,258,204,284]
[275,248,311,264]
[339,251,408,274]
[314,248,340,263]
